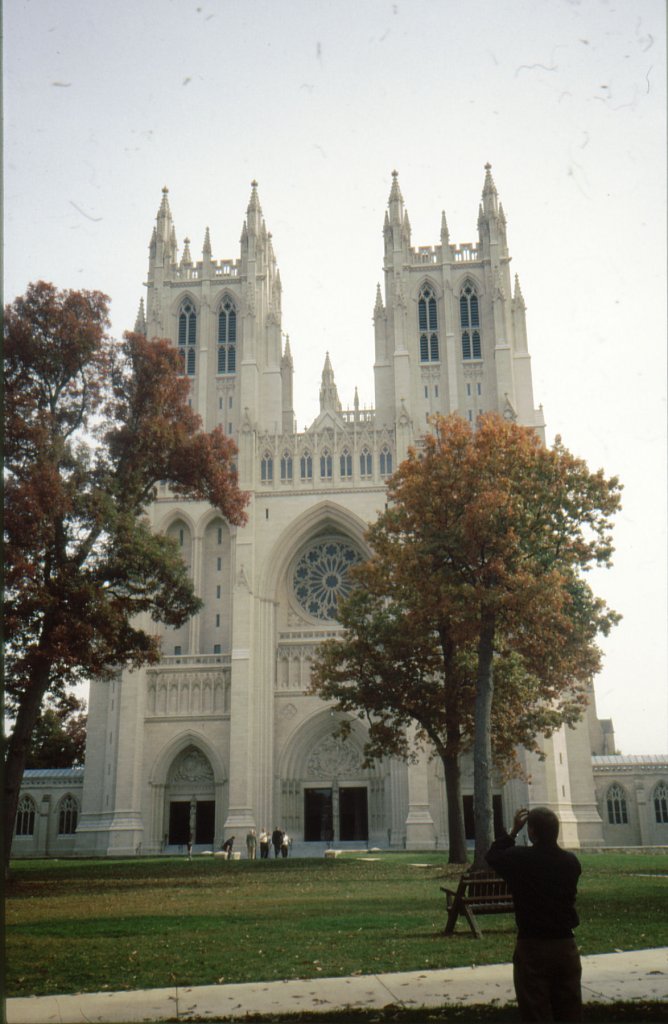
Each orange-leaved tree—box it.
[312,413,621,866]
[3,281,249,874]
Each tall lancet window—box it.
[418,285,439,362]
[218,298,237,374]
[460,282,482,360]
[178,300,197,375]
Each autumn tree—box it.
[3,281,248,873]
[312,414,621,866]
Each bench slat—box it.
[441,870,515,938]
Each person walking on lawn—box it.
[486,807,583,1023]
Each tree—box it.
[3,281,248,873]
[25,695,87,769]
[312,414,621,866]
[311,568,473,863]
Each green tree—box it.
[312,414,621,866]
[25,695,87,769]
[3,281,248,873]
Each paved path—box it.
[6,947,667,1023]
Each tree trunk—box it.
[442,751,468,863]
[473,606,495,868]
[4,668,50,878]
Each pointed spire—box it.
[402,209,411,243]
[202,226,212,260]
[319,352,342,413]
[440,210,450,245]
[513,274,526,309]
[482,162,499,216]
[354,387,360,412]
[374,283,385,318]
[244,178,263,237]
[154,186,175,264]
[180,237,193,267]
[388,169,405,225]
[158,185,171,220]
[282,334,293,365]
[134,298,146,335]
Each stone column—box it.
[404,737,436,849]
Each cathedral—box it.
[13,168,668,858]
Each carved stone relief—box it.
[306,735,363,778]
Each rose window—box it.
[292,537,363,620]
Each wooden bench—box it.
[441,869,514,939]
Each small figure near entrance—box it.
[486,807,583,1023]
[259,828,270,859]
[281,831,291,858]
[186,835,193,861]
[271,826,283,858]
[246,828,257,860]
[221,835,235,860]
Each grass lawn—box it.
[5,850,668,1000]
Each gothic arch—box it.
[257,500,370,602]
[169,290,200,318]
[456,273,483,294]
[155,508,197,537]
[413,276,442,303]
[197,507,235,539]
[211,287,240,312]
[277,707,383,782]
[149,729,227,787]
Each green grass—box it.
[5,851,668,1000]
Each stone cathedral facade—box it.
[20,166,657,860]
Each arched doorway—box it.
[165,746,216,846]
[279,713,386,845]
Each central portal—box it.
[303,786,368,842]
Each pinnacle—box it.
[248,179,262,213]
[203,226,212,258]
[389,168,403,205]
[158,186,171,219]
[482,162,497,196]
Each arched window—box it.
[280,450,293,482]
[300,451,312,481]
[340,448,352,479]
[58,795,79,835]
[360,448,372,479]
[178,300,197,375]
[217,298,237,374]
[654,782,668,824]
[320,449,332,480]
[606,784,628,825]
[261,451,273,483]
[15,796,36,836]
[379,446,393,477]
[418,285,439,363]
[460,282,482,360]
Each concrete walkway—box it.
[6,947,667,1023]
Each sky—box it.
[5,0,666,755]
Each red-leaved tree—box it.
[3,281,248,873]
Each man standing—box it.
[486,807,582,1023]
[246,827,257,860]
[271,826,283,858]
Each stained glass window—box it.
[292,538,363,620]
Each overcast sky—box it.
[5,0,666,754]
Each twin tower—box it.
[76,168,605,858]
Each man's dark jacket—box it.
[486,834,581,939]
